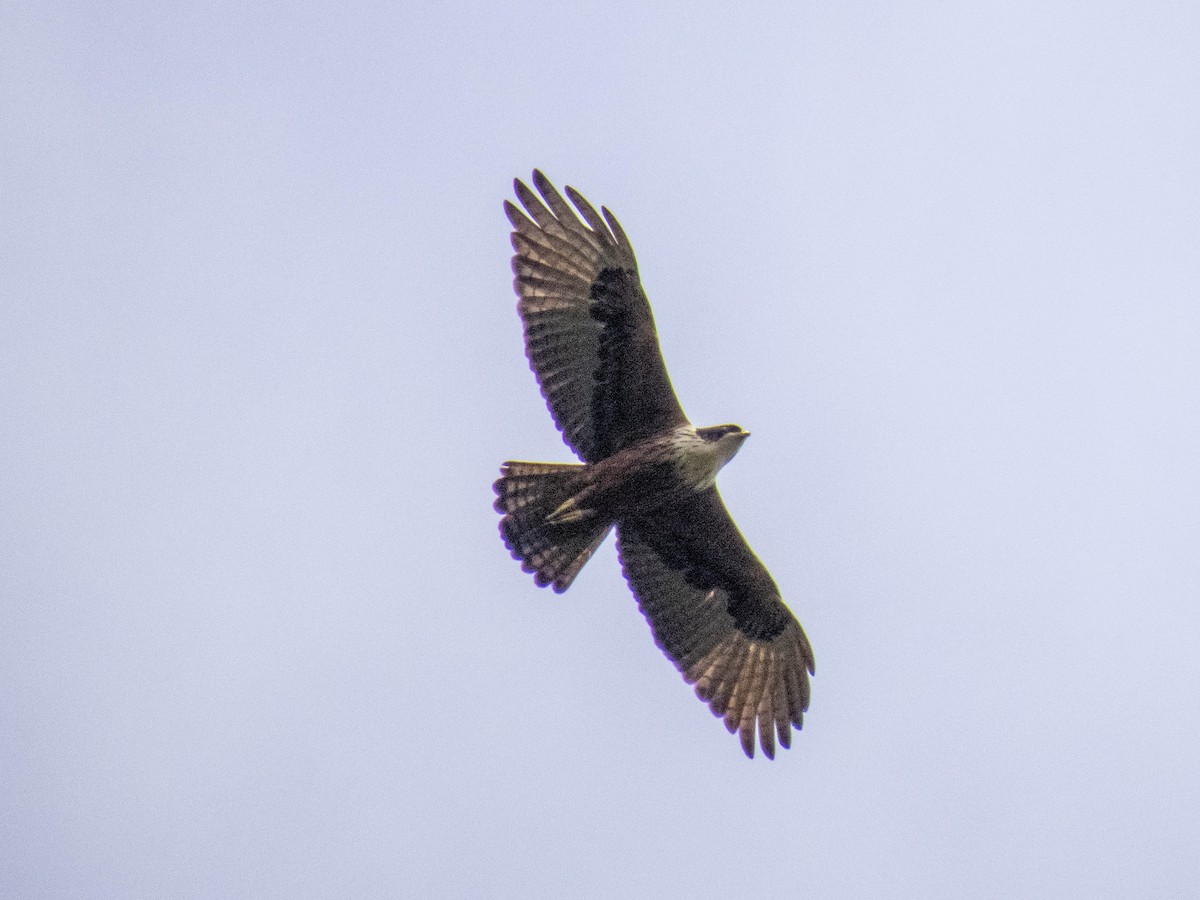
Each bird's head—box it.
[696,423,750,469]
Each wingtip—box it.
[758,717,773,759]
[564,184,589,212]
[531,168,552,196]
[740,727,756,759]
[511,178,540,215]
[777,720,792,751]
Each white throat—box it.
[674,427,745,491]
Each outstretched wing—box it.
[505,170,688,463]
[616,490,815,759]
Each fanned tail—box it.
[493,461,612,593]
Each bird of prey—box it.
[493,171,814,759]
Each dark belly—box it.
[587,457,691,520]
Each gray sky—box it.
[3,2,1198,897]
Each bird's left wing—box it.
[505,171,689,463]
[616,490,814,759]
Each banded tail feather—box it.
[493,462,613,593]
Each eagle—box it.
[493,171,815,758]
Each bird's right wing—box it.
[506,171,689,463]
[616,489,814,759]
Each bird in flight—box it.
[493,171,814,758]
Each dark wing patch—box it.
[616,490,814,759]
[507,170,689,462]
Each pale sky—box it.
[3,2,1199,898]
